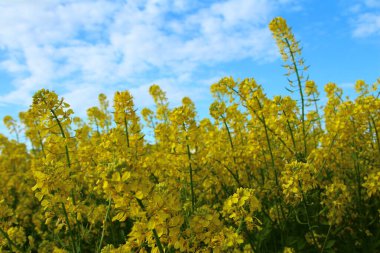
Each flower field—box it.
[0,17,379,253]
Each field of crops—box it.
[0,17,379,253]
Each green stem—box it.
[213,158,242,187]
[94,119,100,136]
[124,116,130,148]
[49,108,71,168]
[312,92,322,131]
[285,38,307,157]
[152,229,165,253]
[15,127,20,143]
[320,225,332,253]
[37,130,46,158]
[222,117,235,151]
[0,226,24,252]
[135,198,165,253]
[186,142,195,213]
[228,86,295,155]
[353,149,364,220]
[262,115,278,185]
[298,180,318,248]
[61,202,78,253]
[222,116,241,180]
[369,114,380,156]
[97,197,112,252]
[183,123,196,213]
[283,110,297,151]
[236,217,245,234]
[243,226,256,252]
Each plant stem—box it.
[320,225,332,253]
[369,114,380,156]
[61,202,78,253]
[285,38,307,157]
[186,142,195,213]
[124,116,130,148]
[135,198,165,253]
[152,229,165,253]
[298,180,318,248]
[97,197,112,252]
[49,108,71,168]
[0,226,24,252]
[283,110,297,151]
[37,130,46,158]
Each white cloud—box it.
[0,58,27,73]
[365,0,380,8]
[353,13,380,37]
[61,83,107,117]
[351,0,380,37]
[0,0,296,117]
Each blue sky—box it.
[0,0,379,137]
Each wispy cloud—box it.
[351,0,380,37]
[365,0,380,8]
[0,0,296,116]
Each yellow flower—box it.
[305,80,318,96]
[363,171,380,197]
[354,79,368,94]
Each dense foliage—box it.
[0,17,379,253]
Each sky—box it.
[0,0,379,138]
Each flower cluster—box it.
[0,17,379,253]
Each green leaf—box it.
[325,240,335,249]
